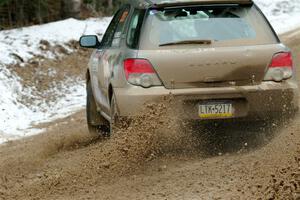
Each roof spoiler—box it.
[149,0,253,8]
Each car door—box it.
[95,6,130,114]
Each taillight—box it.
[123,58,162,88]
[264,52,293,82]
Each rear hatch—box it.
[138,45,281,89]
[137,3,280,89]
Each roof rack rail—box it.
[148,0,253,8]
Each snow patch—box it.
[0,18,111,143]
[255,0,300,34]
[0,17,111,66]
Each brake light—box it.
[123,58,162,88]
[269,52,293,68]
[264,52,293,82]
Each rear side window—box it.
[127,9,145,49]
[140,5,278,49]
[101,6,129,48]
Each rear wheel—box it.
[86,81,109,136]
[110,94,121,135]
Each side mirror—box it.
[79,35,100,48]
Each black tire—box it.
[86,81,109,135]
[110,94,121,135]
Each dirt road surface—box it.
[1,30,300,200]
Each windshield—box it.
[140,5,278,49]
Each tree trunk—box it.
[108,0,113,10]
[61,0,81,19]
[37,0,42,24]
[7,2,12,27]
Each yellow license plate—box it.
[199,103,233,119]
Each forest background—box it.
[0,0,123,29]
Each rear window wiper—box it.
[159,39,213,47]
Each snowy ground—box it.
[255,0,300,34]
[0,18,111,143]
[0,1,300,143]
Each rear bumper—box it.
[114,81,299,119]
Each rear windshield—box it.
[139,5,278,49]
